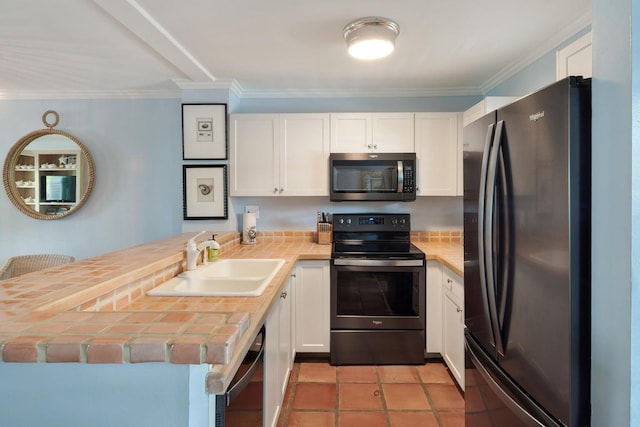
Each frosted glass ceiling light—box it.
[343,17,399,60]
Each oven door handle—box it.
[333,258,424,267]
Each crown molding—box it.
[0,89,181,100]
[480,12,592,94]
[173,79,243,98]
[234,85,483,99]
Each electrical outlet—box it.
[245,205,259,219]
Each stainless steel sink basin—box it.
[147,258,286,297]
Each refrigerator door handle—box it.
[477,123,496,349]
[484,120,505,356]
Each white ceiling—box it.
[0,0,592,98]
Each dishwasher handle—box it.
[225,324,265,405]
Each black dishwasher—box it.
[214,325,265,427]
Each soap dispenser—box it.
[207,234,220,261]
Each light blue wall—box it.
[632,0,640,423]
[0,362,211,427]
[591,0,637,425]
[0,98,183,262]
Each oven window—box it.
[332,163,398,192]
[335,270,420,316]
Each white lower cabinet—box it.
[426,260,443,354]
[294,260,330,353]
[442,265,464,390]
[264,276,294,427]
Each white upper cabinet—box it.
[556,32,592,80]
[414,112,460,196]
[330,113,414,153]
[279,114,330,196]
[462,97,517,127]
[230,113,330,196]
[230,114,279,196]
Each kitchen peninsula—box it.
[0,231,462,426]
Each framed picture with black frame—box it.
[182,103,227,160]
[182,165,228,220]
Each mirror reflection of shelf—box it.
[18,150,82,214]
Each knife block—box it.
[317,223,332,245]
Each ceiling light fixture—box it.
[343,17,400,60]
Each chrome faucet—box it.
[186,231,213,271]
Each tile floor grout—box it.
[277,359,464,427]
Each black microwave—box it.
[329,152,416,201]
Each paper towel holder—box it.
[242,212,257,245]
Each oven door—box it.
[330,259,425,330]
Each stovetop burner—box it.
[331,213,424,260]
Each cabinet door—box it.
[230,114,279,196]
[330,113,371,152]
[372,113,415,152]
[556,31,592,80]
[442,266,464,390]
[265,277,294,427]
[426,260,443,354]
[278,278,293,398]
[264,299,280,427]
[295,261,330,353]
[415,112,460,196]
[279,114,330,196]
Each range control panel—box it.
[333,213,410,232]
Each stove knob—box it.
[338,218,344,225]
[399,218,406,225]
[346,218,352,225]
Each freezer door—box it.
[495,77,590,426]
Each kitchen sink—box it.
[147,258,286,297]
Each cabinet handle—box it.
[279,188,284,193]
[367,144,372,149]
[447,278,453,284]
[373,144,378,150]
[280,291,288,299]
[456,307,462,313]
[291,273,296,278]
[273,188,278,193]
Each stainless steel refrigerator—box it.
[463,76,591,427]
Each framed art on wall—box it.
[183,165,228,220]
[182,103,227,159]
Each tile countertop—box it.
[0,231,462,393]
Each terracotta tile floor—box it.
[277,360,464,427]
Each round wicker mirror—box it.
[2,110,95,220]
